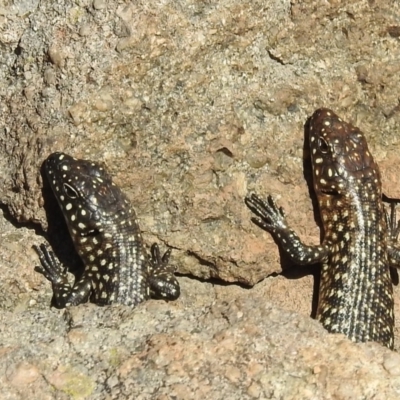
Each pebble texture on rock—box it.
[2,279,400,400]
[1,0,400,398]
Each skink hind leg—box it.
[148,243,180,300]
[245,193,328,265]
[34,244,91,308]
[386,202,400,267]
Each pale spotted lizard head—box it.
[308,108,379,197]
[44,152,132,238]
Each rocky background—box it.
[1,0,400,398]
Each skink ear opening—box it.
[63,183,79,199]
[320,187,339,196]
[80,228,100,237]
[318,137,329,154]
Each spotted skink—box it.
[35,152,180,307]
[246,108,400,348]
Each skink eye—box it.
[63,183,79,199]
[318,137,329,153]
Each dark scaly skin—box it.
[34,152,180,308]
[246,108,400,349]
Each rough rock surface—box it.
[3,281,400,400]
[1,0,400,398]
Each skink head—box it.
[308,108,378,196]
[44,152,128,236]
